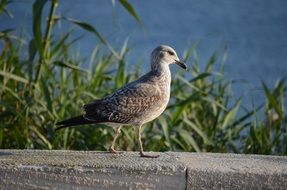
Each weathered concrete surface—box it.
[0,150,185,190]
[0,150,287,190]
[179,153,287,190]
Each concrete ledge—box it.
[181,153,287,189]
[0,150,286,189]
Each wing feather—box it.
[83,83,161,124]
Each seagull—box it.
[56,45,187,158]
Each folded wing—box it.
[83,83,161,124]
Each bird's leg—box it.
[137,125,159,158]
[109,126,122,154]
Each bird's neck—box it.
[151,61,171,85]
[152,60,169,73]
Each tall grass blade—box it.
[0,0,13,18]
[40,77,52,112]
[0,85,25,105]
[53,61,89,73]
[179,130,200,152]
[184,118,214,145]
[50,31,71,57]
[118,0,141,24]
[0,70,29,84]
[0,29,14,38]
[205,52,218,73]
[221,99,241,129]
[115,60,126,87]
[32,0,48,56]
[231,104,264,127]
[262,81,283,119]
[158,116,170,146]
[63,17,120,59]
[31,126,52,149]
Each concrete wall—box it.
[0,150,286,189]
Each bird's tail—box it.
[55,115,94,131]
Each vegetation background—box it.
[0,0,286,155]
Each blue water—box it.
[1,0,287,107]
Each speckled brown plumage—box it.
[83,71,167,125]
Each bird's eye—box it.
[168,51,175,56]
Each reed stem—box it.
[34,0,58,84]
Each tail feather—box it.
[55,115,94,131]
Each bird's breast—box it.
[135,76,171,125]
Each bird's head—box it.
[151,45,187,71]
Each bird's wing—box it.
[82,82,161,124]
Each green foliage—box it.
[0,0,286,155]
[244,80,287,155]
[0,0,13,17]
[117,0,141,23]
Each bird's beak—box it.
[175,59,187,70]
